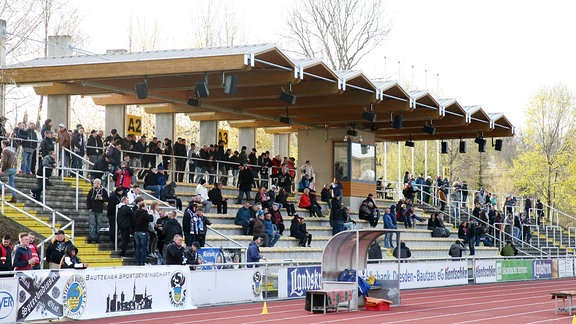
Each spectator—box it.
[132,201,153,266]
[505,194,517,216]
[0,235,12,272]
[397,203,411,228]
[449,239,466,259]
[423,176,433,204]
[392,241,412,259]
[57,124,71,176]
[165,234,186,265]
[90,154,110,181]
[236,163,253,204]
[196,179,212,213]
[235,201,253,236]
[60,245,87,269]
[297,174,313,193]
[229,150,241,186]
[86,130,102,164]
[208,182,228,214]
[184,241,203,268]
[461,180,469,207]
[187,143,198,183]
[368,241,383,262]
[252,212,269,247]
[427,213,439,230]
[12,233,34,270]
[320,184,332,209]
[106,186,124,242]
[290,214,312,247]
[458,221,468,243]
[161,181,182,210]
[383,208,395,248]
[299,160,315,180]
[174,137,187,182]
[271,167,292,193]
[30,150,57,200]
[1,139,17,203]
[21,123,37,175]
[86,178,109,244]
[161,211,183,252]
[246,235,264,267]
[126,184,142,205]
[513,212,522,243]
[535,199,544,224]
[500,241,518,256]
[45,230,73,269]
[116,196,133,258]
[263,212,281,247]
[522,214,533,244]
[270,203,285,235]
[467,220,477,256]
[255,186,271,210]
[144,167,163,199]
[436,213,451,238]
[189,210,211,247]
[27,233,40,270]
[70,127,86,175]
[299,188,321,217]
[275,188,295,216]
[41,119,52,138]
[39,130,55,159]
[147,201,161,258]
[113,161,133,196]
[0,116,6,139]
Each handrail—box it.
[0,179,75,269]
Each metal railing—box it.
[0,180,75,269]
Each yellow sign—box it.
[126,114,142,136]
[218,129,229,148]
[443,166,450,179]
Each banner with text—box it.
[532,259,553,280]
[496,259,533,282]
[277,266,322,298]
[0,277,18,324]
[474,259,497,284]
[189,268,263,305]
[364,261,468,289]
[557,258,574,278]
[76,266,192,320]
[16,270,65,322]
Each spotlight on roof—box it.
[187,97,200,107]
[405,140,414,147]
[279,116,291,124]
[441,141,448,154]
[494,139,503,151]
[474,136,485,145]
[459,139,467,153]
[347,129,358,137]
[195,80,210,97]
[135,82,148,99]
[280,91,296,104]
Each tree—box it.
[191,0,243,47]
[285,0,390,70]
[512,84,576,215]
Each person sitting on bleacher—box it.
[298,188,321,217]
[364,194,380,225]
[208,182,228,214]
[409,205,425,227]
[290,214,312,247]
[297,173,313,193]
[427,213,439,230]
[252,212,269,247]
[275,188,295,216]
[234,201,253,235]
[449,239,466,260]
[161,181,182,211]
[195,179,212,213]
[359,200,376,227]
[255,186,272,210]
[263,212,281,247]
[144,167,163,199]
[396,203,411,228]
[270,203,285,235]
[500,240,518,256]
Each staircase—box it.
[3,174,123,267]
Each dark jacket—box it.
[237,168,254,191]
[161,182,177,201]
[132,208,153,232]
[59,245,82,269]
[246,241,261,265]
[39,137,55,158]
[162,218,183,242]
[45,238,73,264]
[12,245,33,270]
[165,241,185,265]
[117,204,134,229]
[449,242,466,258]
[208,187,224,204]
[37,154,56,178]
[0,244,13,271]
[86,187,109,213]
[90,155,109,180]
[393,242,412,259]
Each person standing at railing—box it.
[524,197,532,220]
[535,199,544,224]
[173,137,187,183]
[237,163,254,204]
[132,201,154,266]
[461,181,469,208]
[221,148,233,186]
[161,138,172,173]
[258,151,271,188]
[40,119,52,139]
[87,178,109,244]
[1,139,18,203]
[147,137,162,170]
[132,135,146,177]
[12,233,35,271]
[45,230,72,269]
[248,148,259,188]
[40,130,55,159]
[70,126,86,176]
[187,142,198,183]
[424,176,433,204]
[86,130,101,165]
[415,174,425,203]
[22,123,38,175]
[30,150,57,200]
[104,128,120,147]
[57,124,71,177]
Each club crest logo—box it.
[169,271,186,308]
[63,275,87,319]
[252,271,262,297]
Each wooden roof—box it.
[0,43,514,141]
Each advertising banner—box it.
[532,259,553,280]
[557,258,574,278]
[0,277,18,324]
[189,268,263,306]
[76,266,192,320]
[496,259,533,281]
[474,259,497,284]
[16,270,65,322]
[278,266,322,298]
[365,261,468,289]
[198,248,224,270]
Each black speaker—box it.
[280,91,296,104]
[393,115,403,129]
[441,141,448,154]
[224,75,238,94]
[478,139,486,152]
[347,129,358,137]
[279,116,291,124]
[135,82,148,99]
[423,125,436,135]
[196,80,210,97]
[494,139,503,151]
[187,98,200,106]
[459,140,467,153]
[405,140,414,147]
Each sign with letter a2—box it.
[126,115,143,136]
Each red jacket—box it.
[114,168,133,189]
[298,194,312,208]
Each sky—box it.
[69,0,576,129]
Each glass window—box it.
[333,142,349,181]
[351,142,375,182]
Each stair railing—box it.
[0,180,75,269]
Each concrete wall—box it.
[199,120,218,146]
[46,35,73,126]
[273,133,290,158]
[105,104,126,137]
[238,127,256,150]
[155,113,175,142]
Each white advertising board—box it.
[0,277,18,324]
[364,261,468,289]
[474,259,497,283]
